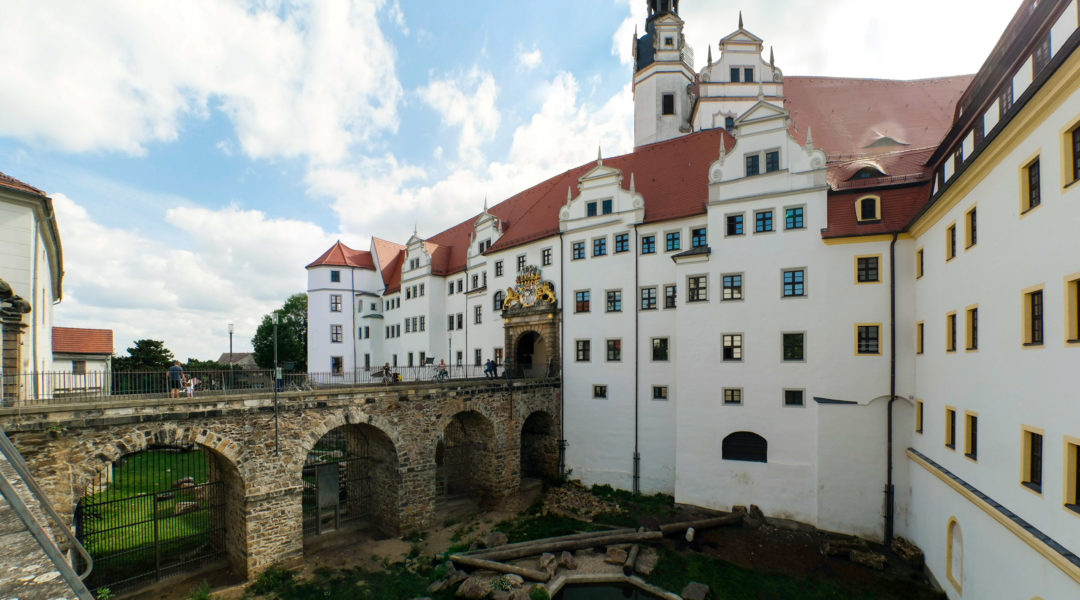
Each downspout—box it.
[885,232,898,544]
[463,266,469,377]
[633,224,641,495]
[558,232,567,478]
[31,217,40,398]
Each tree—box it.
[112,339,175,372]
[252,293,307,372]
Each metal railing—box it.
[0,364,531,408]
[0,430,95,598]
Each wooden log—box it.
[658,513,744,536]
[467,531,663,563]
[457,527,636,557]
[449,555,551,582]
[623,544,640,576]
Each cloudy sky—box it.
[0,0,1021,361]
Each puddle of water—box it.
[554,582,664,600]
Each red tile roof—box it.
[305,240,375,269]
[52,327,113,355]
[0,171,47,197]
[371,237,406,292]
[822,183,933,239]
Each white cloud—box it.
[418,69,501,167]
[386,0,409,35]
[518,47,543,70]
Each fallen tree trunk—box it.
[448,555,551,582]
[623,544,640,576]
[658,513,744,536]
[466,531,663,563]
[457,527,636,558]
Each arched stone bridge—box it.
[0,378,561,583]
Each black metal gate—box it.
[302,427,371,536]
[75,446,225,594]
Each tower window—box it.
[664,36,674,47]
[661,93,675,116]
[730,68,740,83]
[743,68,754,83]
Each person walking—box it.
[168,361,186,398]
[484,358,496,379]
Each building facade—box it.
[307,1,1080,596]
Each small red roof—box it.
[306,240,375,269]
[0,171,47,197]
[52,327,113,355]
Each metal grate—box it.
[302,427,373,536]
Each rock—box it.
[681,581,710,600]
[731,505,747,514]
[456,576,492,599]
[427,579,449,593]
[742,515,762,530]
[557,551,578,570]
[634,547,658,576]
[538,552,557,572]
[850,550,888,571]
[443,560,458,576]
[448,570,469,586]
[492,592,511,600]
[604,547,628,565]
[748,504,765,522]
[173,501,199,515]
[483,531,509,549]
[891,536,924,568]
[821,538,868,556]
[504,574,524,588]
[172,476,195,488]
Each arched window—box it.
[856,196,881,222]
[722,431,767,463]
[946,518,963,593]
[849,166,885,180]
[494,291,504,311]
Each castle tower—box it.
[632,0,695,147]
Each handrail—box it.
[0,430,93,582]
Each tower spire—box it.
[739,11,743,29]
[707,45,713,65]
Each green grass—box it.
[494,513,602,544]
[588,484,675,527]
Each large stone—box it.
[173,501,199,515]
[557,550,578,570]
[456,576,492,599]
[538,552,557,573]
[850,550,887,571]
[448,569,470,586]
[427,579,449,593]
[891,536,924,568]
[604,547,628,565]
[681,581,710,600]
[172,476,195,488]
[748,504,765,522]
[504,574,524,588]
[483,531,509,549]
[821,538,868,556]
[492,592,511,600]
[634,547,658,576]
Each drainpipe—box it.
[31,217,39,398]
[632,224,641,495]
[558,232,567,478]
[885,232,898,544]
[463,265,469,377]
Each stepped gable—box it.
[52,327,113,355]
[0,171,47,196]
[305,240,375,269]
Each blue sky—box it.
[0,0,1020,360]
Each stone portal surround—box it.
[1,379,561,580]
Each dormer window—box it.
[725,116,735,130]
[478,239,491,253]
[743,68,754,83]
[661,93,675,115]
[849,166,885,180]
[730,68,740,83]
[856,196,882,222]
[409,258,420,270]
[587,202,598,217]
[602,199,613,215]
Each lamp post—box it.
[227,322,234,392]
[272,311,280,455]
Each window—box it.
[661,93,675,115]
[784,207,804,230]
[856,324,881,355]
[495,260,504,277]
[330,324,343,343]
[946,312,957,352]
[453,352,460,366]
[1033,34,1050,72]
[575,290,590,313]
[916,248,924,278]
[572,242,585,260]
[419,316,425,332]
[726,214,744,236]
[474,349,482,367]
[517,255,527,272]
[857,196,880,222]
[743,67,754,83]
[576,340,591,362]
[1071,125,1080,184]
[915,400,923,433]
[542,248,552,266]
[725,116,735,130]
[945,407,957,449]
[723,388,742,405]
[965,306,978,351]
[722,432,767,463]
[614,234,629,253]
[784,389,804,407]
[1024,287,1044,346]
[641,287,657,310]
[330,294,342,312]
[330,270,340,283]
[457,279,463,293]
[586,202,597,217]
[730,67,740,82]
[691,227,707,248]
[856,255,880,283]
[946,223,957,260]
[72,360,86,375]
[594,385,608,399]
[449,283,454,295]
[448,315,455,331]
[964,206,977,248]
[602,199,613,214]
[1021,427,1043,493]
[606,339,622,361]
[1023,158,1041,213]
[494,291,504,311]
[782,269,805,297]
[964,412,978,460]
[745,154,760,176]
[1067,275,1080,343]
[782,333,804,361]
[947,518,963,594]
[916,322,924,355]
[457,313,463,329]
[999,82,1013,118]
[722,274,743,300]
[471,274,478,290]
[606,290,622,312]
[494,348,503,364]
[404,318,411,333]
[474,305,482,324]
[664,284,677,309]
[420,283,426,296]
[331,356,343,375]
[652,386,668,400]
[754,210,773,232]
[1066,439,1080,512]
[722,334,743,361]
[651,338,669,361]
[688,275,707,302]
[593,238,607,256]
[765,150,779,173]
[641,235,656,254]
[665,231,680,252]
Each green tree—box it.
[112,339,175,371]
[183,358,224,371]
[252,293,307,372]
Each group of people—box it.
[167,361,199,398]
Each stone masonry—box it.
[0,378,561,582]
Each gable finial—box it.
[805,126,814,149]
[483,196,488,211]
[566,186,573,205]
[738,11,743,29]
[413,223,418,237]
[629,172,636,193]
[719,139,726,159]
[597,146,603,166]
[707,45,713,65]
[770,46,775,69]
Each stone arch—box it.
[513,330,549,378]
[721,431,768,463]
[292,408,406,477]
[520,411,558,481]
[435,409,498,506]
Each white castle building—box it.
[308,1,1080,596]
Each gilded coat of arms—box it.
[503,265,556,309]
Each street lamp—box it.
[227,322,234,392]
[272,311,280,455]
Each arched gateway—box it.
[501,265,560,378]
